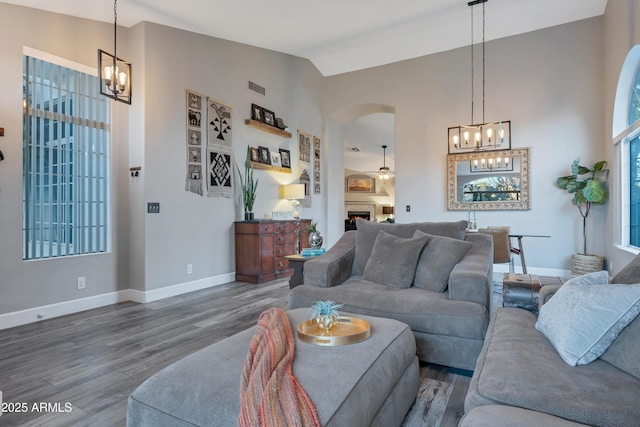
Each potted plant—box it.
[235,146,258,221]
[310,300,342,332]
[556,158,608,274]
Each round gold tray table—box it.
[297,316,371,346]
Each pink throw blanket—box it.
[238,308,320,427]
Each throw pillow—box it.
[611,253,640,284]
[353,219,468,275]
[535,270,640,366]
[363,230,428,289]
[413,231,472,292]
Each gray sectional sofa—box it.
[288,219,494,371]
[462,259,640,426]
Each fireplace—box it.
[345,210,372,231]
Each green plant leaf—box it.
[592,160,607,172]
[582,179,608,203]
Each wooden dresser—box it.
[234,219,311,284]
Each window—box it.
[23,54,110,260]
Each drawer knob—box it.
[279,261,284,268]
[278,236,284,242]
[278,249,283,254]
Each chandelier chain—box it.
[470,5,474,124]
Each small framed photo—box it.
[250,147,260,163]
[258,146,271,164]
[270,151,282,167]
[276,117,286,130]
[263,109,276,126]
[251,104,264,122]
[279,149,291,168]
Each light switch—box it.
[148,202,160,213]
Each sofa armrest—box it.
[303,231,356,288]
[538,284,563,309]
[448,232,493,307]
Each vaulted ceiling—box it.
[4,0,607,76]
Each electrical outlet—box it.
[187,264,193,274]
[148,202,160,214]
[406,205,411,212]
[77,276,86,290]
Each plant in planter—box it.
[307,221,323,249]
[235,146,258,221]
[310,300,343,333]
[556,158,608,274]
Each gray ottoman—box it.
[126,308,419,427]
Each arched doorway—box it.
[324,104,396,247]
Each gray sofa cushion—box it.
[611,253,640,283]
[600,314,640,379]
[465,307,640,426]
[413,231,472,292]
[353,219,468,275]
[289,278,488,340]
[363,230,428,288]
[460,405,589,427]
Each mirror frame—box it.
[447,147,530,211]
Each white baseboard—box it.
[126,273,235,304]
[0,272,236,331]
[0,291,130,331]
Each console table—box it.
[234,219,310,284]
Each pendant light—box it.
[98,0,132,104]
[448,0,509,154]
[379,145,391,180]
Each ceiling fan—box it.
[363,145,395,179]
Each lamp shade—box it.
[382,206,394,215]
[281,184,305,200]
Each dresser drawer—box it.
[273,221,296,233]
[275,243,295,259]
[274,232,296,245]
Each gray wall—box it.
[0,3,131,316]
[323,17,604,273]
[0,3,325,318]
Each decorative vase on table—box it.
[310,300,342,333]
[309,231,323,249]
[244,211,254,221]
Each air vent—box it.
[248,80,266,96]
[348,147,360,152]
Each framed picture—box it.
[250,147,260,163]
[251,103,264,122]
[346,177,375,193]
[270,151,282,167]
[258,146,271,164]
[276,117,285,130]
[279,148,291,168]
[263,108,276,126]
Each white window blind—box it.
[23,54,110,260]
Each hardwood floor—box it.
[0,279,470,426]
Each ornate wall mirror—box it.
[447,147,530,210]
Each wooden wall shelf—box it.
[251,161,291,174]
[245,119,292,138]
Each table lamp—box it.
[281,184,305,218]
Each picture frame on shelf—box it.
[345,177,375,193]
[263,109,276,127]
[250,146,260,163]
[279,148,291,168]
[258,146,271,164]
[276,117,286,130]
[270,151,282,167]
[251,104,264,122]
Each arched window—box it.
[614,46,640,251]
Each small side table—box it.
[503,273,566,313]
[285,254,310,289]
